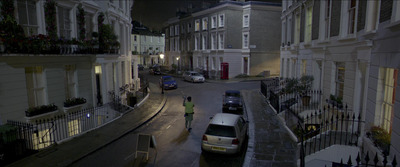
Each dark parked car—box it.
[137,64,144,71]
[222,90,243,114]
[159,76,177,89]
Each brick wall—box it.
[379,0,393,23]
[312,0,320,40]
[330,0,341,37]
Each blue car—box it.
[159,76,178,89]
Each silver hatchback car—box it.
[182,71,205,83]
[201,113,248,154]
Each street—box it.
[70,71,259,167]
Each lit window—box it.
[17,0,38,36]
[202,17,208,30]
[379,68,398,133]
[305,6,313,43]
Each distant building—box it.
[164,1,281,79]
[281,0,400,164]
[131,23,165,67]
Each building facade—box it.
[280,0,400,163]
[0,0,134,124]
[131,26,165,67]
[165,1,281,79]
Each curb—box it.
[69,94,167,166]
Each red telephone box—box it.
[221,62,229,80]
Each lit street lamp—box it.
[159,53,164,65]
[160,54,165,94]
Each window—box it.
[211,33,216,50]
[17,0,38,36]
[187,38,190,51]
[25,66,46,107]
[335,62,345,99]
[175,25,179,35]
[325,0,331,39]
[195,19,200,31]
[348,0,356,35]
[218,33,224,50]
[295,12,301,44]
[243,32,249,49]
[379,68,398,133]
[243,14,249,28]
[219,14,224,27]
[58,6,71,39]
[305,6,313,43]
[181,24,185,34]
[202,17,208,30]
[195,36,199,50]
[202,35,207,50]
[85,13,93,39]
[134,36,137,41]
[187,23,192,33]
[212,57,216,70]
[301,60,307,76]
[65,65,77,99]
[170,26,174,36]
[282,21,286,46]
[211,15,217,28]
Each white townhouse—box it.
[165,1,282,79]
[0,0,134,124]
[280,0,400,164]
[131,24,165,67]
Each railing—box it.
[330,151,397,167]
[1,103,123,166]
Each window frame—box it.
[202,17,208,30]
[242,32,249,49]
[17,0,38,36]
[211,15,217,29]
[218,14,225,27]
[243,14,249,28]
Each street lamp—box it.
[176,57,180,72]
[159,53,164,65]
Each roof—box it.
[210,113,240,126]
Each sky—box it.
[131,0,282,31]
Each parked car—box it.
[137,64,144,71]
[201,113,248,154]
[159,76,177,89]
[222,90,243,114]
[150,67,161,75]
[182,71,205,83]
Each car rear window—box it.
[226,92,240,97]
[205,124,236,137]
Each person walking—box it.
[183,96,194,131]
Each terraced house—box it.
[165,0,281,79]
[280,0,400,166]
[0,0,135,163]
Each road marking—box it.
[124,153,135,161]
[166,125,171,129]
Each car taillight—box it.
[232,138,239,145]
[202,135,208,141]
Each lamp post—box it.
[159,53,164,65]
[176,57,180,74]
[160,54,164,94]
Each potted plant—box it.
[367,126,391,155]
[25,104,59,122]
[63,97,86,113]
[328,94,343,109]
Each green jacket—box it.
[184,101,194,114]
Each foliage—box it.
[99,24,118,53]
[235,74,249,78]
[281,75,314,96]
[369,126,391,154]
[77,5,86,40]
[0,0,15,20]
[26,34,51,54]
[44,0,57,40]
[0,16,25,53]
[171,64,177,70]
[25,104,58,117]
[64,97,87,107]
[282,78,298,94]
[329,94,343,105]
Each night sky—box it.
[131,0,282,31]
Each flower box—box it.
[63,103,85,114]
[25,109,59,123]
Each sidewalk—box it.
[7,83,166,167]
[242,89,298,167]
